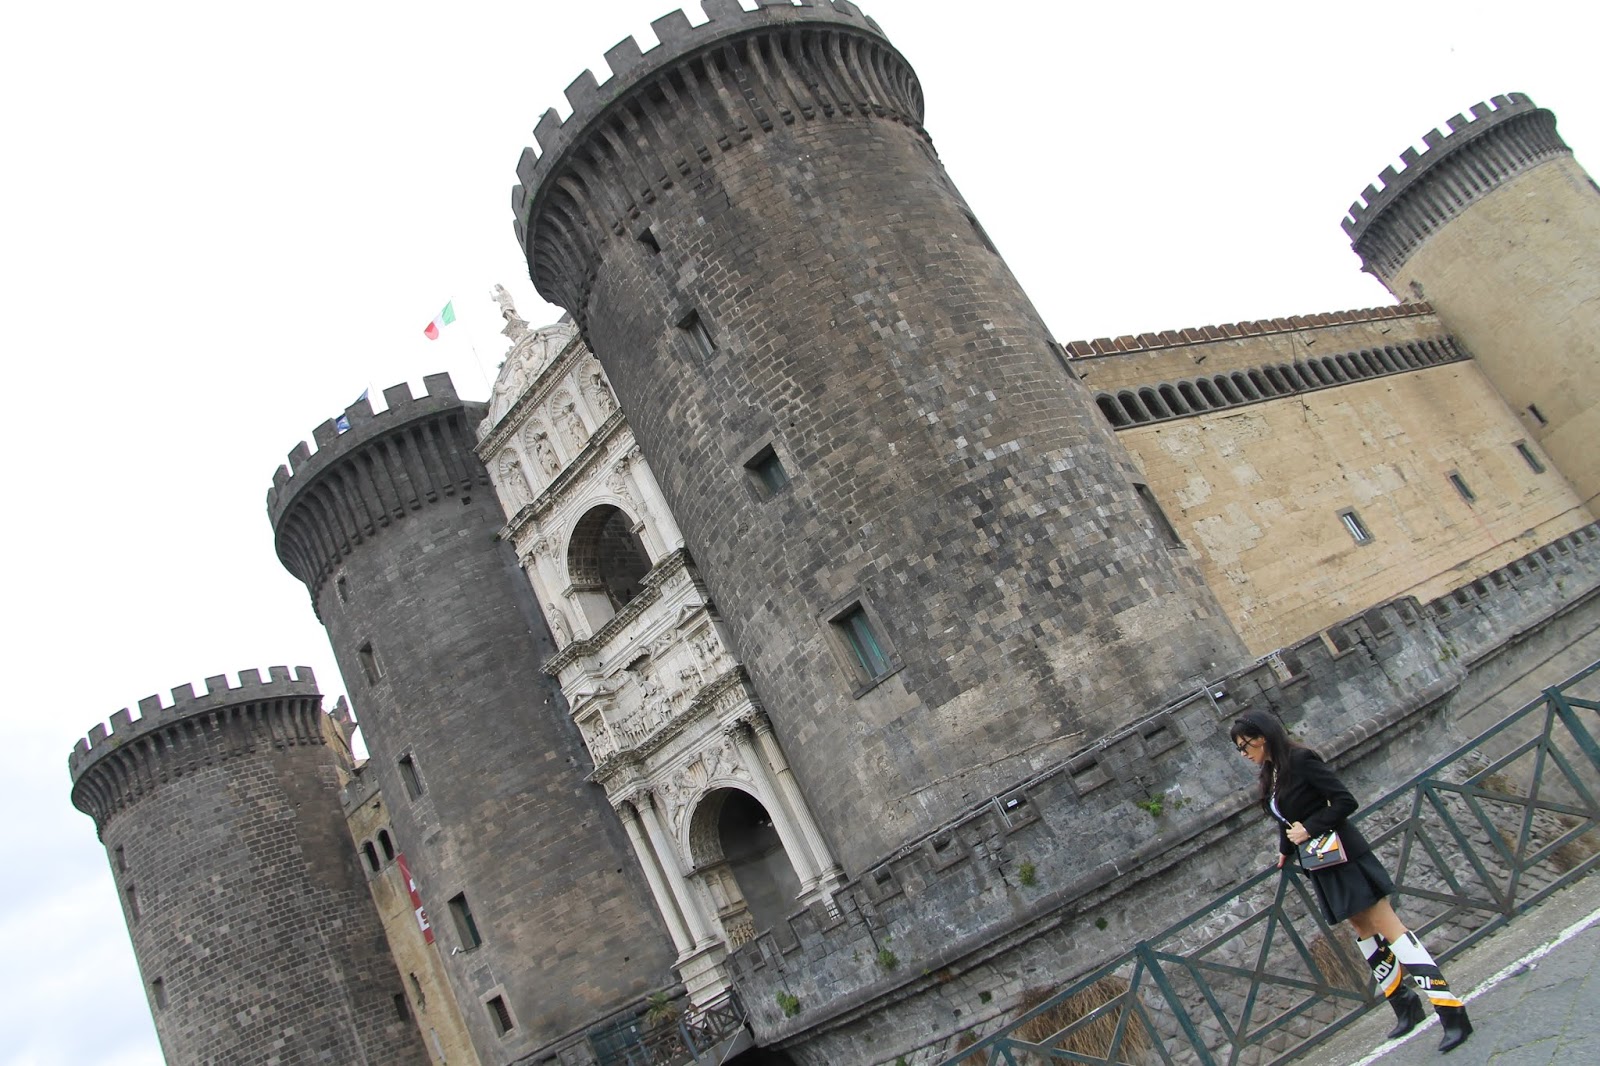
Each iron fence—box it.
[941,659,1600,1066]
[590,989,748,1066]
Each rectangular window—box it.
[398,754,424,800]
[358,642,382,685]
[1447,471,1477,503]
[114,845,127,872]
[487,995,515,1036]
[1515,441,1546,474]
[1338,508,1373,545]
[1133,482,1182,547]
[151,978,167,1010]
[833,605,893,683]
[125,884,140,922]
[745,445,790,496]
[393,993,411,1022]
[679,311,716,358]
[448,893,482,951]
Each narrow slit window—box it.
[1515,441,1546,474]
[1339,508,1373,545]
[1527,403,1548,426]
[834,605,892,683]
[362,841,380,873]
[114,845,127,872]
[337,576,350,603]
[745,445,790,496]
[637,227,661,254]
[125,884,140,922]
[449,893,482,950]
[398,754,425,800]
[358,642,382,685]
[1133,483,1182,547]
[679,311,716,358]
[151,978,167,1010]
[1447,471,1477,503]
[487,994,515,1036]
[378,829,396,862]
[394,993,411,1022]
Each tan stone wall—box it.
[1121,362,1593,655]
[346,787,482,1066]
[1388,156,1600,510]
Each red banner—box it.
[395,853,434,945]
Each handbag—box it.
[1296,829,1349,870]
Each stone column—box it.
[618,801,693,955]
[638,792,716,945]
[750,714,843,886]
[729,723,822,892]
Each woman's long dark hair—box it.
[1229,710,1301,812]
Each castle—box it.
[68,3,1599,1065]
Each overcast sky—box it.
[3,2,1596,1063]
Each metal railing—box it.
[942,660,1600,1066]
[590,989,749,1066]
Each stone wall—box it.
[727,524,1600,1063]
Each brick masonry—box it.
[267,377,677,1062]
[69,670,431,1065]
[517,0,1247,875]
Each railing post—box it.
[1546,686,1600,769]
[1135,941,1218,1066]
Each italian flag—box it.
[423,301,456,340]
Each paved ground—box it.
[1308,872,1600,1065]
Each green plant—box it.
[979,990,993,1004]
[877,947,900,970]
[776,991,801,1018]
[1094,916,1108,931]
[1135,796,1164,818]
[643,990,679,1028]
[1018,860,1038,887]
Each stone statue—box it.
[492,283,528,340]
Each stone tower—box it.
[1345,93,1600,509]
[267,374,676,1061]
[512,0,1246,870]
[68,667,429,1065]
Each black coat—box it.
[1271,748,1373,862]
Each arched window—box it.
[1197,379,1223,406]
[1179,381,1204,410]
[1265,367,1288,394]
[1247,370,1271,397]
[363,841,381,873]
[567,504,655,630]
[1376,347,1401,372]
[1215,376,1242,404]
[1158,384,1186,414]
[1096,395,1129,427]
[1335,355,1359,380]
[1138,387,1169,419]
[378,829,396,862]
[1118,392,1148,424]
[1399,344,1422,368]
[1321,357,1346,382]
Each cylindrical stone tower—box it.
[1345,93,1600,510]
[512,1,1246,871]
[267,374,676,1061]
[68,667,430,1066]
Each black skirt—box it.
[1307,851,1397,924]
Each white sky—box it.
[2,1,1595,1062]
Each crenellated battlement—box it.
[1061,303,1433,359]
[69,667,326,835]
[266,373,490,601]
[1343,94,1570,277]
[512,0,925,316]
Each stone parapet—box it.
[1062,302,1434,360]
[267,374,488,604]
[69,666,323,835]
[513,0,921,319]
[1343,94,1570,278]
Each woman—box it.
[1230,710,1472,1054]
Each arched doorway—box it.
[567,504,653,629]
[689,788,803,946]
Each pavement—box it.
[1306,872,1600,1065]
